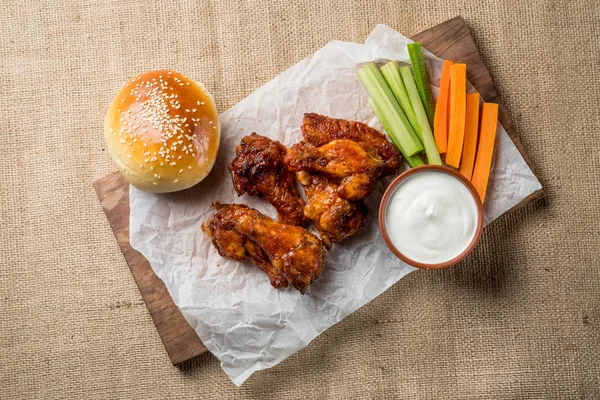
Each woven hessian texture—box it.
[1,0,599,398]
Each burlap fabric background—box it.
[1,0,599,398]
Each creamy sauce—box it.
[385,170,478,265]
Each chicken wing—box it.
[228,133,306,226]
[296,172,366,247]
[301,113,402,175]
[205,204,326,293]
[285,139,384,201]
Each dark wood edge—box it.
[93,172,207,365]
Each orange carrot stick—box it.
[471,102,499,203]
[433,60,453,153]
[445,63,467,168]
[459,93,480,180]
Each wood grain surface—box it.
[93,175,208,365]
[93,16,544,366]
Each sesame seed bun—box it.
[104,70,220,193]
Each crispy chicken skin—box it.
[301,113,402,175]
[206,204,325,293]
[296,172,366,247]
[228,133,306,226]
[285,139,384,201]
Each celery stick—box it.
[399,66,442,165]
[357,63,423,157]
[368,98,425,168]
[380,61,420,134]
[407,42,435,126]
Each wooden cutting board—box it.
[93,16,544,366]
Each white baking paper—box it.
[129,24,542,385]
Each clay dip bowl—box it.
[378,165,484,270]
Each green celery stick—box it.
[357,63,423,157]
[407,42,435,126]
[399,66,442,165]
[380,61,420,135]
[368,98,425,168]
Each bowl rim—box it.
[378,165,484,270]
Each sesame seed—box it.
[209,121,213,125]
[200,102,205,105]
[188,166,192,170]
[174,179,179,183]
[179,169,184,173]
[150,166,154,171]
[153,182,158,186]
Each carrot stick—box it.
[445,63,467,168]
[459,93,480,180]
[471,102,499,203]
[433,60,453,153]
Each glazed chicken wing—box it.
[205,204,325,293]
[285,139,384,201]
[296,172,366,247]
[301,113,402,175]
[228,133,306,226]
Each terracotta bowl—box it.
[378,165,484,270]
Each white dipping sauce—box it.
[385,170,478,265]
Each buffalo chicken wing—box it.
[285,139,384,201]
[206,204,325,293]
[228,133,306,226]
[301,113,402,174]
[296,172,366,246]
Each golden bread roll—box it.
[105,70,220,193]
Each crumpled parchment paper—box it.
[129,24,542,385]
